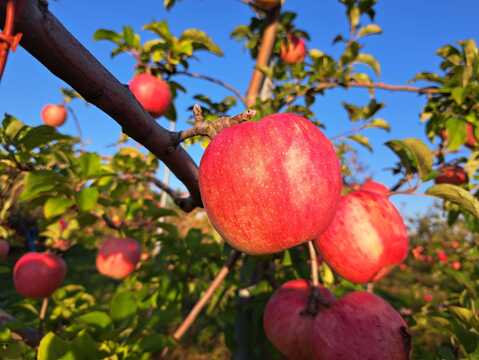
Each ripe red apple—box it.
[199,113,342,255]
[423,293,433,303]
[451,261,461,270]
[450,240,460,249]
[360,179,390,196]
[263,279,335,360]
[436,249,448,264]
[435,165,468,185]
[315,189,409,283]
[0,239,9,261]
[312,291,410,359]
[96,237,141,279]
[412,245,425,261]
[41,104,67,127]
[280,35,307,65]
[129,73,171,118]
[253,0,281,10]
[13,252,66,299]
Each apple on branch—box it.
[129,73,172,118]
[96,237,141,280]
[41,104,67,127]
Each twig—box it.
[1,0,202,210]
[66,105,85,148]
[172,249,241,341]
[307,241,319,287]
[315,80,440,94]
[175,70,247,107]
[177,105,256,143]
[148,176,197,212]
[102,213,124,231]
[38,297,49,333]
[302,241,329,316]
[245,6,281,106]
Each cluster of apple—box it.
[2,237,141,299]
[198,113,410,358]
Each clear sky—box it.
[1,0,478,217]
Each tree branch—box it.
[315,80,440,94]
[245,6,281,106]
[175,70,247,107]
[0,0,202,210]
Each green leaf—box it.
[348,134,372,152]
[451,87,466,105]
[138,334,168,353]
[44,197,74,219]
[78,153,101,178]
[144,21,173,43]
[77,187,99,212]
[385,138,433,180]
[355,53,381,76]
[357,24,382,38]
[20,171,66,201]
[445,118,466,151]
[68,331,100,359]
[37,332,69,360]
[180,29,223,56]
[110,292,138,322]
[93,29,122,44]
[18,126,64,151]
[366,118,390,132]
[426,184,479,218]
[349,6,360,31]
[76,311,112,331]
[164,0,176,10]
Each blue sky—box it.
[1,0,478,217]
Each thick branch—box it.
[175,70,247,107]
[1,0,202,209]
[245,6,281,106]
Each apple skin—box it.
[263,279,335,360]
[436,249,448,264]
[129,73,172,118]
[315,190,409,283]
[96,237,141,279]
[41,104,67,127]
[253,0,281,10]
[423,293,433,302]
[0,240,9,261]
[280,35,307,65]
[360,179,390,196]
[451,261,461,270]
[313,291,410,360]
[13,252,66,299]
[199,113,342,255]
[435,165,468,185]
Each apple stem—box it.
[302,241,330,316]
[38,297,49,332]
[176,105,256,143]
[307,241,319,287]
[172,249,241,341]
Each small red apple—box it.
[465,123,477,149]
[451,261,461,270]
[263,279,335,360]
[96,237,141,279]
[435,165,468,185]
[423,293,433,303]
[360,179,390,196]
[436,249,448,264]
[41,104,67,127]
[450,240,460,249]
[412,245,424,261]
[280,35,307,65]
[315,189,409,283]
[13,252,66,299]
[253,0,281,10]
[312,291,410,359]
[129,73,172,118]
[0,240,9,261]
[199,113,342,255]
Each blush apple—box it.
[96,237,141,279]
[360,179,390,196]
[313,291,410,360]
[13,252,66,299]
[0,239,9,261]
[315,189,409,283]
[129,73,172,118]
[435,165,468,185]
[41,104,67,127]
[199,113,342,255]
[263,279,335,360]
[280,35,307,65]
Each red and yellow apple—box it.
[280,35,307,65]
[129,73,171,118]
[315,189,409,283]
[41,104,67,127]
[96,237,141,279]
[199,113,342,255]
[13,252,66,299]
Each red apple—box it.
[199,113,342,255]
[96,237,141,279]
[436,249,448,264]
[253,0,281,10]
[263,279,335,360]
[13,252,66,299]
[129,73,171,118]
[451,261,461,270]
[412,245,425,261]
[435,165,468,185]
[312,291,410,359]
[280,35,307,65]
[360,179,390,196]
[0,240,9,261]
[465,123,477,149]
[450,240,460,249]
[423,293,433,303]
[315,189,409,283]
[41,104,67,127]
